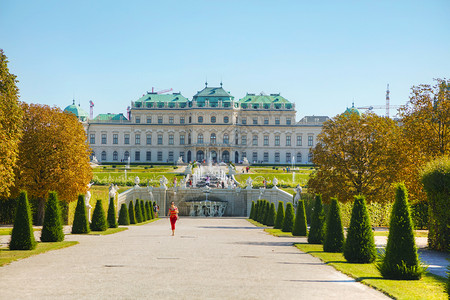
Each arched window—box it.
[101,151,106,161]
[198,116,203,123]
[296,152,302,163]
[223,133,229,144]
[197,133,203,144]
[211,116,216,123]
[210,133,216,144]
[222,151,230,163]
[113,151,118,161]
[124,151,130,160]
[196,150,204,161]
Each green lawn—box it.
[265,228,293,237]
[295,243,447,300]
[247,219,266,227]
[373,230,429,238]
[0,228,41,235]
[0,241,78,267]
[87,227,128,235]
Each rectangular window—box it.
[296,136,302,146]
[252,135,258,146]
[113,134,118,144]
[169,134,174,145]
[264,118,269,125]
[180,117,185,124]
[275,136,280,146]
[124,134,130,145]
[158,116,163,124]
[169,116,174,124]
[241,135,247,145]
[252,152,258,163]
[146,117,152,124]
[242,152,247,158]
[286,152,291,163]
[275,152,280,163]
[275,117,280,125]
[179,152,184,162]
[253,118,258,125]
[113,151,118,161]
[136,117,140,124]
[264,135,269,146]
[146,151,151,161]
[242,118,247,125]
[89,134,95,144]
[263,152,269,163]
[180,135,185,145]
[308,136,314,146]
[168,151,174,162]
[135,134,140,145]
[286,135,291,146]
[157,151,163,162]
[146,135,152,145]
[101,134,107,144]
[135,151,140,161]
[286,118,291,125]
[158,134,163,145]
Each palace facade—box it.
[66,84,329,164]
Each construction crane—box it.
[89,100,94,120]
[357,84,403,118]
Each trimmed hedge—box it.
[282,202,295,232]
[249,201,255,220]
[91,200,107,231]
[145,201,152,220]
[118,203,130,225]
[135,200,143,223]
[343,195,376,263]
[41,191,64,242]
[149,202,155,219]
[263,201,270,225]
[292,200,307,236]
[266,202,276,226]
[10,191,37,250]
[71,195,90,234]
[308,194,325,244]
[128,200,136,224]
[107,197,118,228]
[323,198,344,252]
[274,201,285,229]
[140,200,148,221]
[377,183,425,279]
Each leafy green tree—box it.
[249,201,255,220]
[118,203,130,225]
[292,200,307,236]
[308,194,325,244]
[71,195,90,234]
[0,49,23,198]
[274,201,285,229]
[91,200,107,231]
[9,191,36,250]
[344,195,376,263]
[282,203,295,232]
[135,200,143,223]
[107,197,118,228]
[323,198,345,252]
[128,200,136,224]
[266,202,276,227]
[41,191,64,242]
[377,183,426,279]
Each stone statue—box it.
[185,164,193,175]
[272,177,278,189]
[177,156,184,164]
[134,176,140,187]
[242,157,249,165]
[246,177,253,190]
[294,184,302,203]
[85,182,93,222]
[108,183,117,199]
[160,176,168,188]
[228,163,236,175]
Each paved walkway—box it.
[0,218,389,299]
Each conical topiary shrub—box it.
[107,197,118,228]
[266,202,276,226]
[135,200,143,223]
[263,201,271,225]
[140,200,147,221]
[91,200,107,231]
[274,201,285,229]
[118,203,130,225]
[376,183,426,279]
[128,200,136,224]
[149,201,155,219]
[308,194,325,244]
[72,194,90,234]
[249,201,255,220]
[10,191,37,250]
[256,200,263,223]
[145,201,152,220]
[323,198,345,252]
[254,200,260,221]
[282,202,295,232]
[292,200,308,236]
[344,195,376,263]
[41,191,64,242]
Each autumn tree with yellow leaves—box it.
[308,112,404,203]
[13,103,92,224]
[0,49,23,197]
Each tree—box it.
[140,200,148,221]
[135,200,143,223]
[145,201,152,220]
[343,195,376,263]
[128,201,136,224]
[376,183,426,279]
[308,112,404,203]
[41,191,64,242]
[249,201,255,220]
[323,198,345,252]
[292,200,307,236]
[266,202,276,226]
[91,200,107,231]
[107,197,118,228]
[0,49,23,198]
[72,195,90,234]
[9,191,36,250]
[308,194,325,244]
[13,103,92,224]
[149,201,154,219]
[118,203,130,225]
[263,201,270,225]
[282,202,295,232]
[274,201,285,229]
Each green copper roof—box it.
[64,100,88,121]
[193,86,234,102]
[136,93,188,103]
[92,113,127,121]
[344,103,361,116]
[238,93,291,104]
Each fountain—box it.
[124,156,131,181]
[292,156,295,182]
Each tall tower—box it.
[386,84,390,118]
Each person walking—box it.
[168,201,179,236]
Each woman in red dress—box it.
[168,201,179,236]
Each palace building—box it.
[65,84,329,164]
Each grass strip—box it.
[247,219,266,227]
[0,241,78,267]
[295,243,447,300]
[0,228,41,235]
[265,228,293,237]
[88,227,128,235]
[373,230,428,238]
[134,218,160,226]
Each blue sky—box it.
[1,0,449,119]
